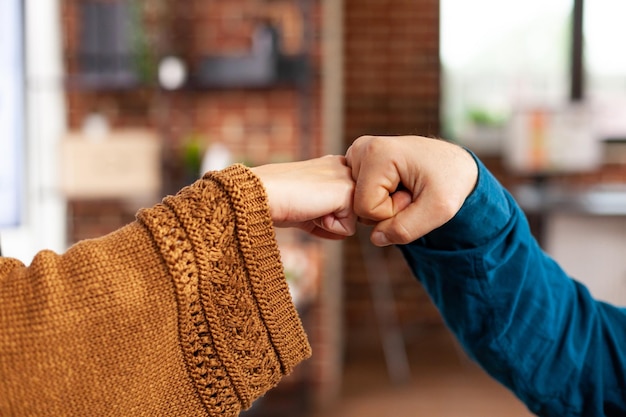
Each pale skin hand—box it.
[345,135,479,246]
[251,155,357,240]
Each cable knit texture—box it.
[0,164,311,417]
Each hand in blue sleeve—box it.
[347,135,626,417]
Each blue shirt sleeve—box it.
[399,154,626,417]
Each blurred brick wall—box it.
[344,0,440,139]
[342,0,444,362]
[62,0,322,171]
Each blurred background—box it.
[1,0,626,416]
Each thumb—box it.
[369,191,460,246]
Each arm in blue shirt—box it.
[399,155,626,417]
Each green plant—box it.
[181,134,204,179]
[130,0,156,84]
[467,108,506,127]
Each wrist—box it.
[249,165,282,223]
[414,152,511,250]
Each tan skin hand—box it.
[251,155,357,240]
[346,135,479,246]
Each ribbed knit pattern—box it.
[0,164,311,417]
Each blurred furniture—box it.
[546,212,626,307]
[60,129,161,200]
[357,226,411,386]
[516,183,626,306]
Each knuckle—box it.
[361,136,385,153]
[354,201,379,221]
[354,134,375,144]
[353,135,384,154]
[434,194,462,223]
[353,201,371,219]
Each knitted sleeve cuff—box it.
[137,164,311,415]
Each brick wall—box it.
[344,0,440,139]
[342,0,443,362]
[62,0,322,166]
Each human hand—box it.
[345,135,478,246]
[251,155,357,239]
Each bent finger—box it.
[369,194,457,246]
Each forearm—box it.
[400,156,626,416]
[0,222,196,415]
[0,164,310,416]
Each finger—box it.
[347,137,408,222]
[345,136,374,180]
[357,189,411,232]
[353,165,401,222]
[344,143,360,179]
[311,211,356,237]
[320,211,357,237]
[315,162,357,236]
[370,191,460,246]
[390,189,413,214]
[307,226,348,240]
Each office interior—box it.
[1,0,625,416]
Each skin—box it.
[346,135,479,246]
[251,155,357,240]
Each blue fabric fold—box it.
[399,154,626,417]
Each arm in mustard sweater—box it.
[0,163,352,417]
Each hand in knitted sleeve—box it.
[0,162,340,416]
[251,154,357,239]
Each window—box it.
[584,0,626,140]
[440,0,573,150]
[0,0,24,227]
[585,0,626,90]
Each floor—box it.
[316,326,535,417]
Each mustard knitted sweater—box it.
[0,165,311,416]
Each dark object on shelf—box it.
[70,0,153,90]
[196,24,309,88]
[79,1,136,83]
